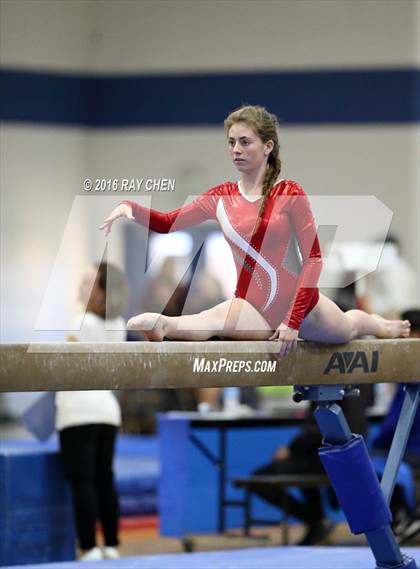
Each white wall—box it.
[0,127,87,341]
[0,0,89,71]
[85,0,417,72]
[2,0,418,72]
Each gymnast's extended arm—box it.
[99,186,223,236]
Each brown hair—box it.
[224,105,282,228]
[95,262,129,319]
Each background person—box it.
[56,262,128,561]
[372,309,420,544]
[356,236,417,319]
[249,386,374,545]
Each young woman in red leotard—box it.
[99,105,410,357]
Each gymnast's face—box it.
[227,122,273,174]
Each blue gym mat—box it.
[5,547,420,569]
[0,435,160,516]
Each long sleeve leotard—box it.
[122,179,322,330]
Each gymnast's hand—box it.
[269,323,299,358]
[99,204,134,236]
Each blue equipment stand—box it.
[293,384,420,569]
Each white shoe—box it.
[103,546,120,560]
[79,546,103,561]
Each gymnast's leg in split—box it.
[127,298,273,341]
[127,293,410,347]
[298,293,410,343]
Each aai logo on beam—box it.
[324,351,379,375]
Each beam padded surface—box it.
[0,339,419,392]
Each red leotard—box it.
[122,179,322,330]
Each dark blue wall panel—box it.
[1,68,419,127]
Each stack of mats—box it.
[0,440,76,565]
[114,435,160,516]
[0,435,160,566]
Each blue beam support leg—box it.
[312,398,417,569]
[381,384,420,505]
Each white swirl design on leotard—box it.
[216,199,277,311]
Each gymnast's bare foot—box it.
[127,312,168,341]
[371,314,411,339]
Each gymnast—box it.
[99,105,410,358]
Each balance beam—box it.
[1,339,419,392]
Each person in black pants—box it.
[251,385,373,545]
[59,425,119,555]
[56,263,128,561]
